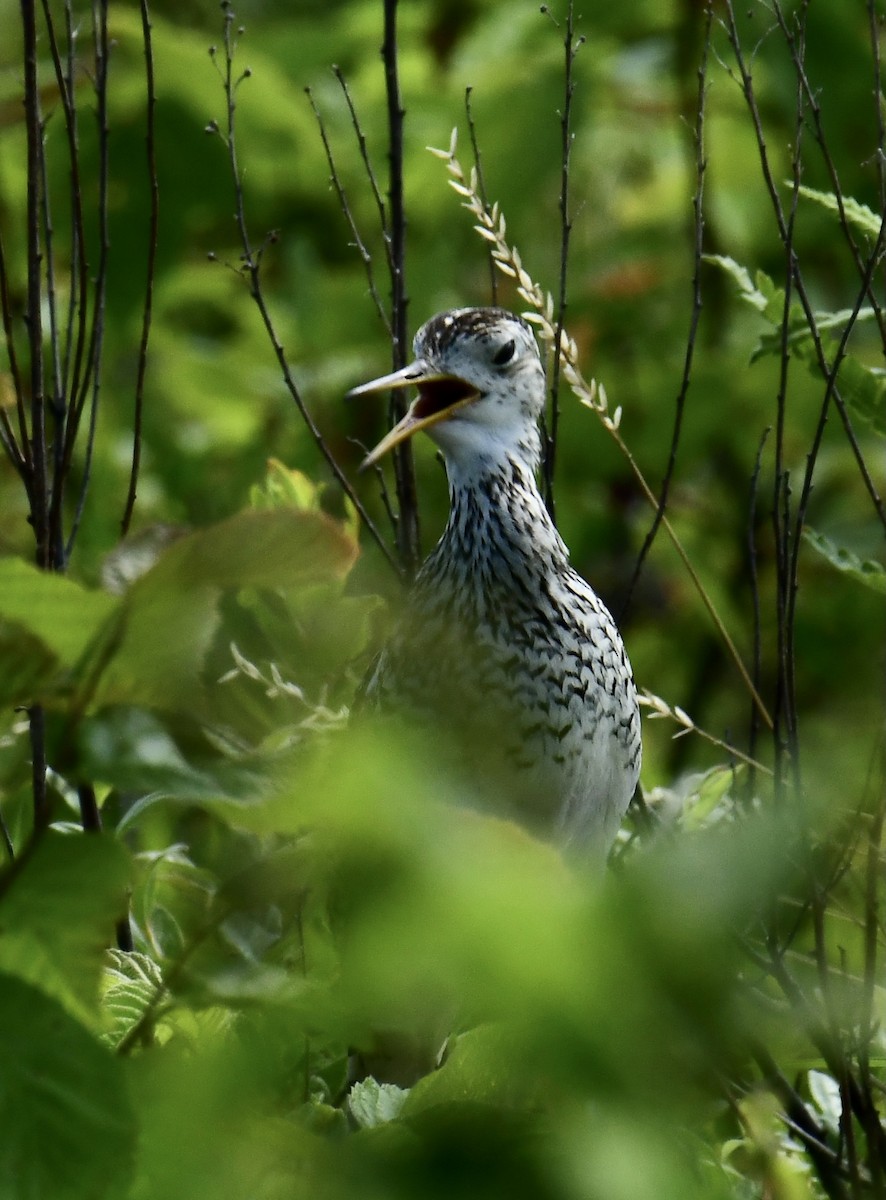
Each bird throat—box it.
[412,376,478,419]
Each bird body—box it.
[350,308,641,860]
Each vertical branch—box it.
[37,106,66,564]
[122,0,159,536]
[22,0,50,832]
[745,427,770,800]
[382,0,420,573]
[60,0,89,408]
[464,88,497,306]
[306,85,390,336]
[622,1,712,618]
[543,0,581,521]
[64,0,110,558]
[0,232,29,481]
[22,0,49,570]
[770,4,807,787]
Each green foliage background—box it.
[0,1,883,1197]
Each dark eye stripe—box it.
[492,339,516,366]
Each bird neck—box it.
[431,448,570,585]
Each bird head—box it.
[347,308,546,473]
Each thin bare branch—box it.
[22,0,49,569]
[382,0,420,573]
[544,0,582,522]
[122,0,160,536]
[211,5,399,575]
[464,87,497,306]
[332,65,395,282]
[305,85,390,335]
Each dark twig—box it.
[64,0,111,561]
[0,232,29,479]
[382,0,420,573]
[543,0,582,521]
[622,3,712,618]
[745,426,770,798]
[122,0,159,536]
[305,85,390,335]
[22,0,49,570]
[60,0,89,409]
[37,110,65,561]
[211,6,399,575]
[464,87,497,305]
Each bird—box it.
[347,307,641,861]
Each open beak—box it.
[346,360,479,471]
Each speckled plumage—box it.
[351,307,641,859]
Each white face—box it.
[412,309,546,464]
[351,307,548,473]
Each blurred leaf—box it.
[95,507,360,714]
[803,527,886,593]
[0,831,131,1028]
[404,1025,537,1117]
[0,621,57,705]
[0,556,119,665]
[131,506,358,593]
[807,1070,842,1137]
[249,460,324,512]
[0,973,136,1200]
[681,765,738,830]
[80,707,271,808]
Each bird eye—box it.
[492,339,516,367]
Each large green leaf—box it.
[0,831,131,1028]
[134,507,358,593]
[94,507,360,714]
[0,973,136,1200]
[0,557,119,667]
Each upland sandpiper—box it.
[349,307,641,859]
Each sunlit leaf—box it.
[348,1078,409,1129]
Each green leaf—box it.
[794,183,882,238]
[349,1078,410,1129]
[828,351,886,435]
[403,1026,537,1117]
[681,766,738,831]
[138,506,359,593]
[94,507,360,714]
[703,254,769,312]
[102,949,165,1050]
[803,528,886,594]
[0,557,119,666]
[0,831,131,1028]
[0,972,136,1200]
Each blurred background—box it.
[0,3,884,1197]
